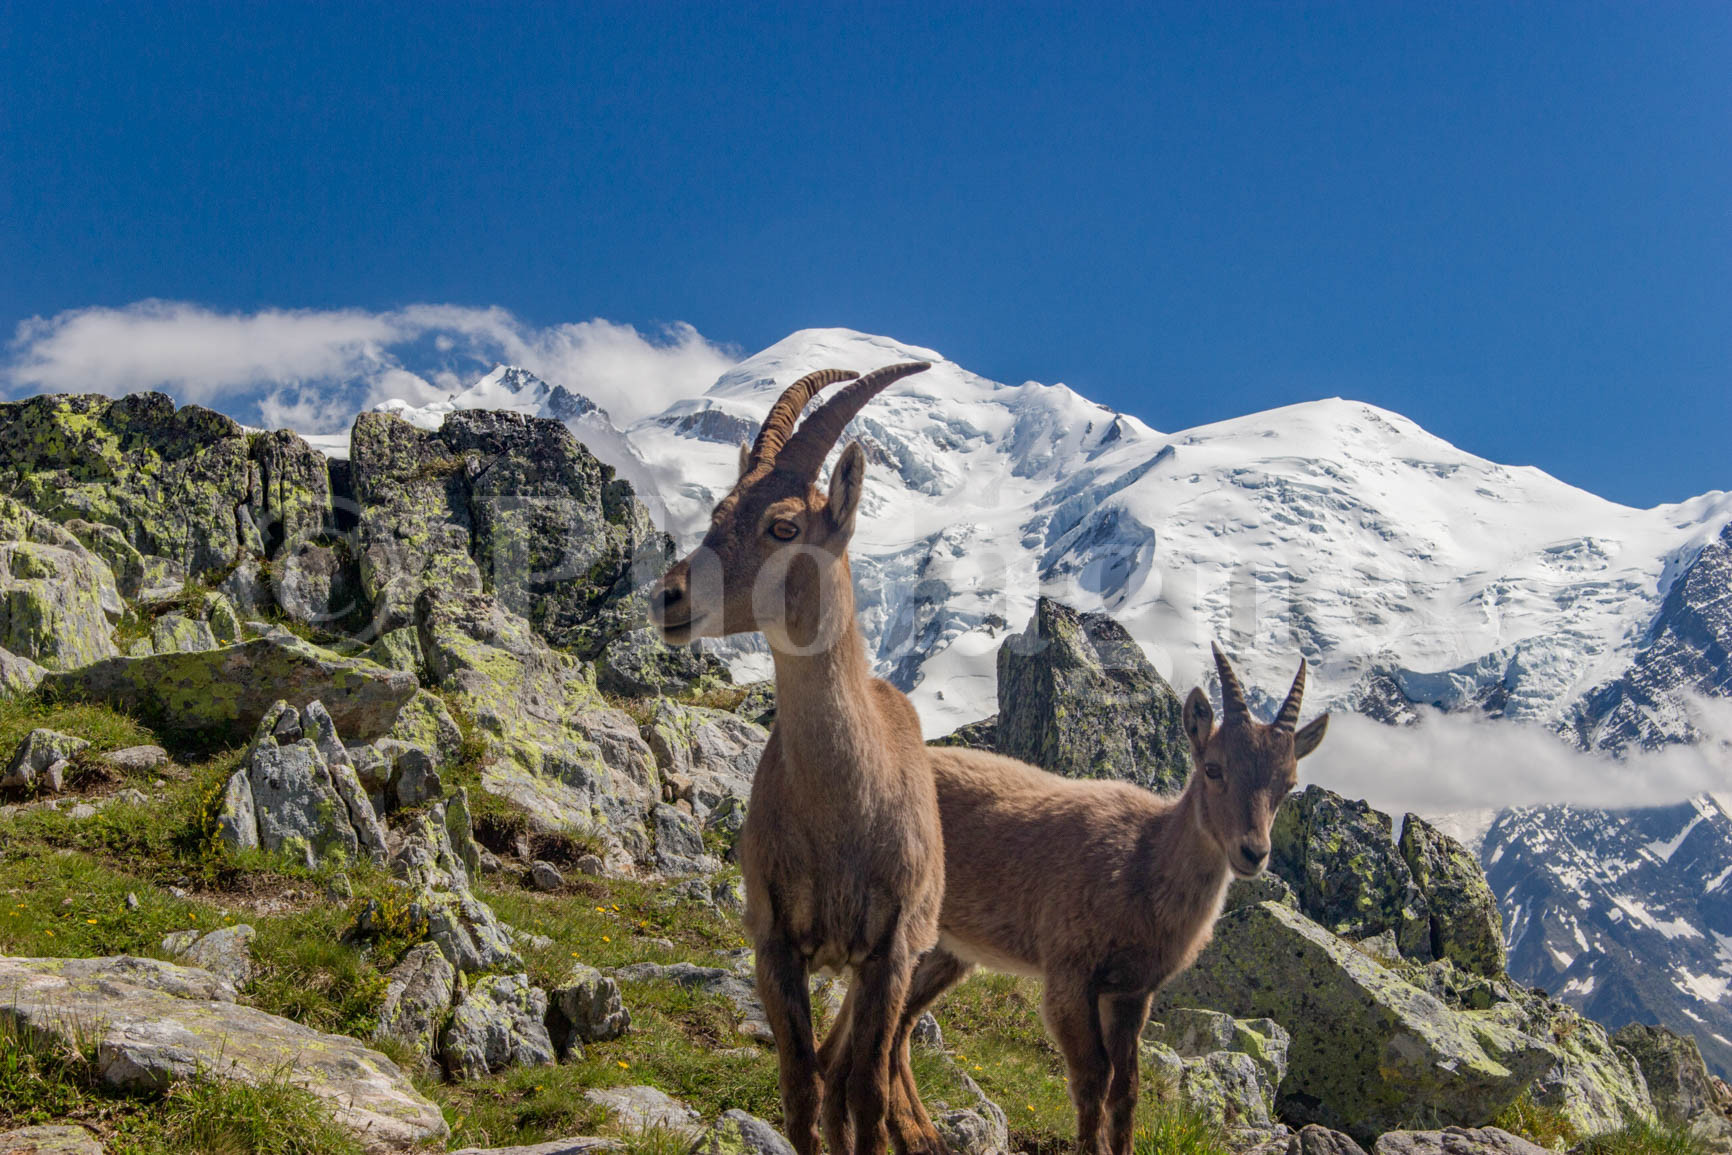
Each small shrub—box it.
[1131,1107,1232,1155]
[1493,1091,1580,1150]
[1576,1119,1706,1155]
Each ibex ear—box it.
[1183,687,1215,760]
[826,442,867,539]
[1294,713,1329,760]
[737,442,753,481]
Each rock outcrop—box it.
[0,954,446,1152]
[989,597,1189,792]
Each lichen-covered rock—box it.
[270,540,365,631]
[0,1124,106,1154]
[0,495,120,671]
[366,626,424,675]
[1271,785,1432,960]
[148,611,218,654]
[0,953,446,1151]
[415,587,658,868]
[301,700,388,863]
[0,645,47,698]
[441,973,556,1081]
[374,941,457,1068]
[165,923,256,989]
[652,803,716,876]
[546,963,630,1056]
[689,1110,796,1155]
[228,702,353,867]
[388,795,521,973]
[992,597,1189,792]
[931,1068,1010,1155]
[3,728,89,791]
[0,393,256,583]
[1145,1007,1291,1089]
[1612,1022,1732,1148]
[582,1085,702,1138]
[642,700,766,818]
[103,744,168,773]
[1399,814,1506,978]
[43,634,418,746]
[596,627,727,697]
[1483,987,1653,1136]
[1160,901,1552,1141]
[1371,1128,1549,1154]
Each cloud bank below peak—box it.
[4,300,740,431]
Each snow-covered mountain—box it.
[380,328,1732,744]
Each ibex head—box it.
[1182,644,1328,879]
[650,362,931,652]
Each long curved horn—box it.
[1212,642,1251,724]
[748,368,860,470]
[773,361,932,478]
[1275,659,1306,732]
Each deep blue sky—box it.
[2,2,1727,507]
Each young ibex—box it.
[650,363,946,1155]
[850,645,1327,1155]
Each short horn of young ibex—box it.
[847,643,1326,1155]
[649,362,944,1155]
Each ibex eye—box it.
[1204,764,1224,781]
[769,520,800,541]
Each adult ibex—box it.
[650,363,945,1155]
[845,644,1327,1155]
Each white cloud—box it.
[4,300,738,430]
[1308,695,1732,818]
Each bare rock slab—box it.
[0,1124,106,1154]
[1371,1128,1550,1155]
[449,1140,614,1155]
[582,1085,702,1139]
[0,955,446,1153]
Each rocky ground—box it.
[0,393,1726,1155]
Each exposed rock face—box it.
[1486,988,1654,1135]
[991,597,1189,792]
[582,1085,702,1138]
[0,645,46,697]
[384,795,521,974]
[0,954,446,1152]
[0,495,120,671]
[348,408,668,656]
[596,626,727,697]
[930,1068,1010,1155]
[441,973,556,1081]
[3,728,88,792]
[1271,785,1432,961]
[415,587,659,868]
[1399,814,1506,978]
[217,701,387,868]
[1370,1129,1549,1155]
[690,1110,797,1155]
[1141,1008,1290,1142]
[0,1124,106,1154]
[163,923,256,989]
[0,394,255,584]
[641,700,766,819]
[545,963,630,1057]
[1160,901,1552,1141]
[1613,1022,1732,1148]
[374,941,458,1068]
[1245,1125,1368,1155]
[44,634,420,745]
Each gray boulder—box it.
[0,953,445,1151]
[0,494,121,672]
[1612,1022,1732,1149]
[689,1110,795,1155]
[1270,785,1432,960]
[441,973,555,1081]
[653,803,718,876]
[581,1085,701,1139]
[163,923,256,989]
[596,627,727,697]
[0,1124,105,1154]
[931,1069,1010,1155]
[1371,1128,1549,1155]
[374,942,457,1068]
[1160,901,1552,1141]
[4,729,88,792]
[1399,814,1506,978]
[222,701,385,868]
[103,744,168,773]
[642,700,766,818]
[992,597,1190,792]
[546,963,630,1057]
[388,796,520,973]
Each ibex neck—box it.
[767,561,880,757]
[1149,783,1233,917]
